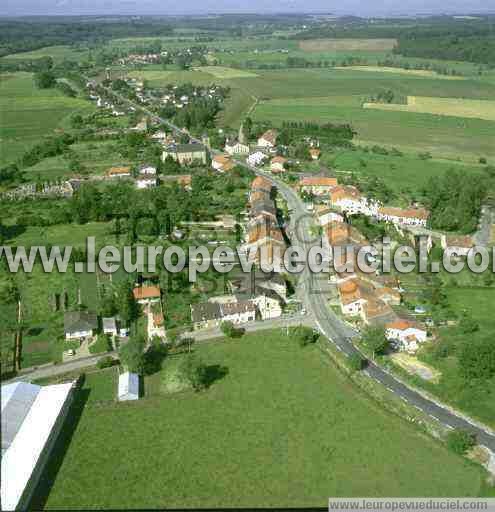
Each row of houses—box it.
[190,270,287,330]
[243,176,287,267]
[318,213,429,353]
[105,165,193,190]
[299,176,430,228]
[190,177,289,330]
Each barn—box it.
[118,372,140,401]
[1,380,75,510]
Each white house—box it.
[135,176,157,189]
[64,312,98,340]
[118,372,140,401]
[247,151,267,167]
[251,292,283,320]
[220,301,257,325]
[385,319,428,353]
[139,165,157,175]
[225,139,249,156]
[270,156,287,173]
[102,317,118,337]
[441,234,474,257]
[257,129,277,148]
[377,207,429,227]
[299,177,338,196]
[330,186,378,216]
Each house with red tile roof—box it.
[377,207,429,227]
[132,285,161,304]
[257,129,278,148]
[385,318,428,353]
[299,176,338,196]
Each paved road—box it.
[99,83,495,451]
[9,314,313,383]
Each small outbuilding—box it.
[118,372,140,401]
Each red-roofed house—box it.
[257,129,278,148]
[270,156,287,173]
[133,286,161,304]
[299,176,338,196]
[386,319,428,353]
[378,207,429,227]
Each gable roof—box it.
[133,286,161,300]
[191,302,222,323]
[378,206,430,220]
[299,176,337,188]
[64,311,98,334]
[106,166,131,177]
[259,129,277,145]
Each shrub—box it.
[348,353,366,372]
[96,356,116,369]
[446,429,476,455]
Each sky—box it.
[1,0,495,17]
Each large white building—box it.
[1,380,75,511]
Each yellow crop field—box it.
[299,38,397,52]
[363,96,495,121]
[335,66,466,80]
[194,66,258,79]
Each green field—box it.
[38,330,490,509]
[1,45,90,64]
[0,72,94,167]
[24,139,132,180]
[253,96,495,160]
[325,148,485,194]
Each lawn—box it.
[325,148,485,194]
[24,139,132,180]
[391,270,495,428]
[0,72,94,167]
[39,330,489,509]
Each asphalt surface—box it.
[95,83,495,451]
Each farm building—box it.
[1,380,75,511]
[118,372,140,401]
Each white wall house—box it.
[103,317,118,337]
[257,129,277,148]
[251,294,283,320]
[136,176,157,189]
[377,207,429,227]
[247,151,267,167]
[225,140,249,155]
[385,320,428,353]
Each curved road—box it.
[102,83,495,452]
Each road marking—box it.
[400,396,408,403]
[429,414,439,421]
[386,387,394,392]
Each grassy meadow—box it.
[254,97,495,159]
[325,148,485,194]
[363,95,495,122]
[1,45,90,64]
[38,330,490,509]
[0,72,94,167]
